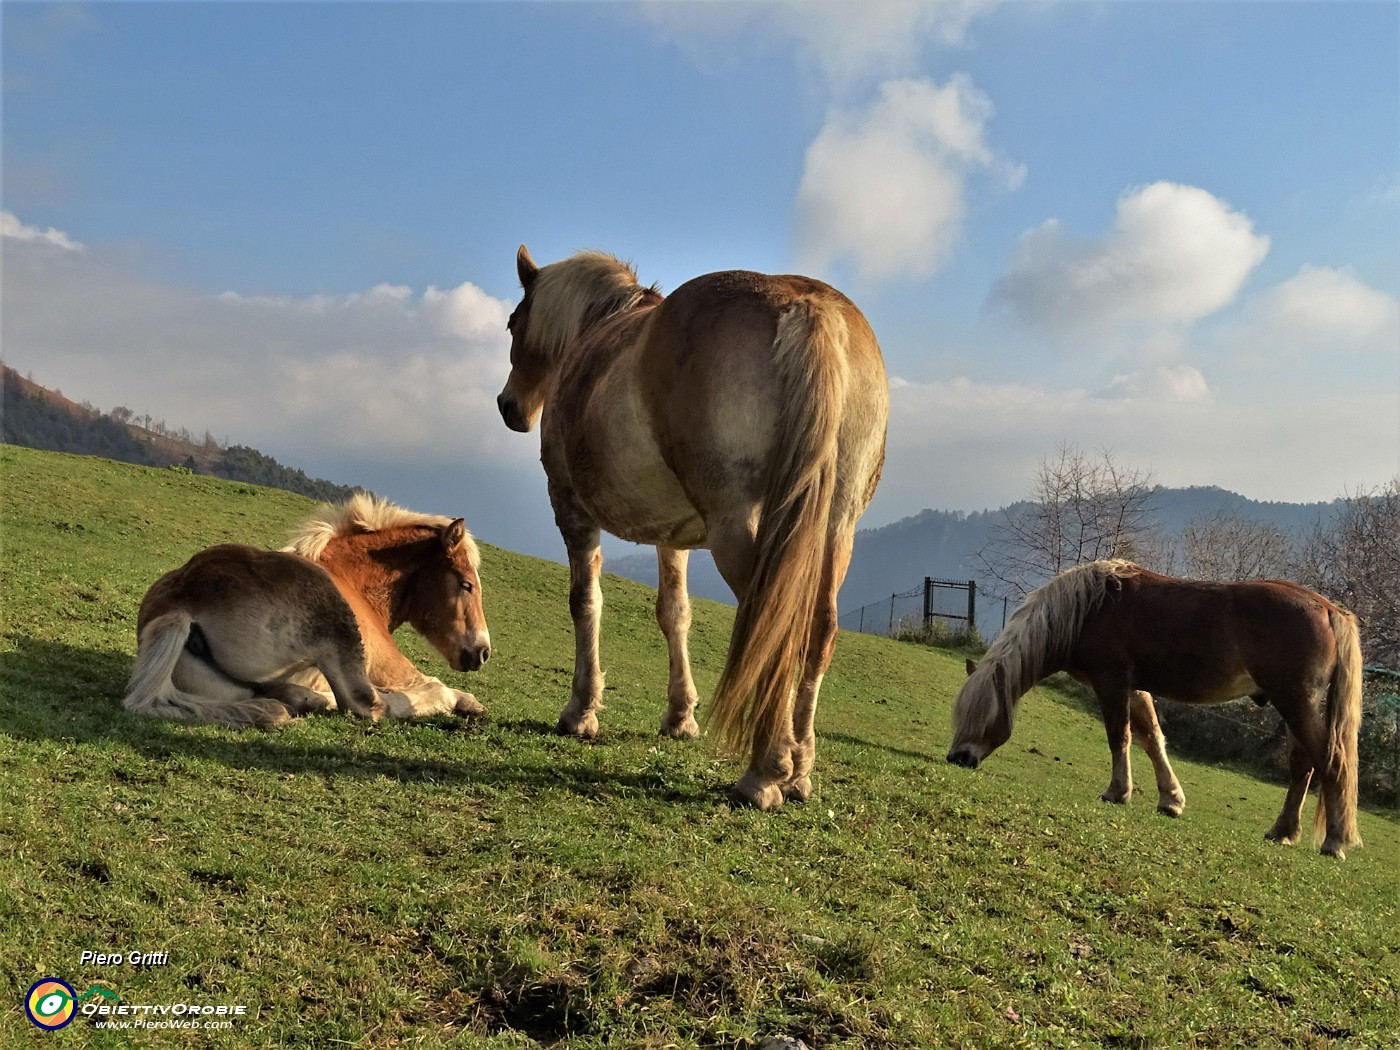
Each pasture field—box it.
[1,443,1397,1049]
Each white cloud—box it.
[989,182,1270,341]
[795,75,1022,281]
[869,372,1397,522]
[1097,364,1212,403]
[1249,265,1400,347]
[1,209,83,251]
[639,0,1000,92]
[2,228,521,470]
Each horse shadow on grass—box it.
[0,636,714,805]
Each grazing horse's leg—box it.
[1094,683,1134,805]
[655,546,700,739]
[1128,691,1185,817]
[1265,727,1314,846]
[783,531,854,803]
[1270,686,1351,856]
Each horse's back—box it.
[636,269,888,526]
[1076,571,1340,702]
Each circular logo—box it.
[25,978,77,1030]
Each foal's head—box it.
[496,244,652,433]
[401,518,492,673]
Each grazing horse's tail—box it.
[1314,607,1363,848]
[124,611,291,728]
[708,297,849,760]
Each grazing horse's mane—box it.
[990,559,1142,694]
[284,493,479,568]
[527,251,660,361]
[962,560,1142,738]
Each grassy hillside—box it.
[1,445,1396,1049]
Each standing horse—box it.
[497,246,888,810]
[946,560,1363,857]
[125,495,491,727]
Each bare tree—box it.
[1178,509,1295,581]
[1295,478,1400,668]
[978,444,1159,598]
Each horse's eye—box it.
[461,580,475,595]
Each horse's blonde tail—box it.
[707,298,848,758]
[1314,608,1363,848]
[124,611,290,728]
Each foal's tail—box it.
[708,298,848,760]
[124,611,290,728]
[1314,608,1363,848]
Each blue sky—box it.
[4,1,1398,562]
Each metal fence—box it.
[839,577,978,639]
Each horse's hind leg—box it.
[783,530,854,803]
[656,546,700,739]
[1129,691,1185,817]
[1093,683,1134,805]
[1264,727,1314,846]
[260,681,333,717]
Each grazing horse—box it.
[497,245,889,810]
[125,495,491,728]
[947,560,1363,858]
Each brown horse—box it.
[497,246,889,810]
[947,560,1363,858]
[125,495,490,727]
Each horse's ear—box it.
[443,518,467,552]
[517,244,539,289]
[965,658,978,677]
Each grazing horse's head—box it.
[946,657,1014,769]
[496,244,653,434]
[404,518,492,673]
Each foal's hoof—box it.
[453,691,485,717]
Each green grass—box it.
[2,444,1397,1049]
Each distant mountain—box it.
[605,486,1339,620]
[1,366,362,504]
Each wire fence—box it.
[839,577,1001,640]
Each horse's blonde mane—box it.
[527,250,657,360]
[958,560,1142,740]
[283,493,479,568]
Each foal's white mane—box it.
[958,559,1142,737]
[527,250,657,361]
[284,493,479,567]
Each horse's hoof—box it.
[659,715,700,740]
[1264,827,1298,846]
[453,692,485,717]
[732,773,784,812]
[1157,802,1184,818]
[1320,840,1347,860]
[1100,789,1130,805]
[557,712,599,740]
[782,776,813,803]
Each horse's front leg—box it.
[1095,684,1134,805]
[656,546,700,739]
[1129,691,1185,816]
[558,532,606,739]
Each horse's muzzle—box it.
[946,747,981,769]
[457,644,490,672]
[497,393,529,433]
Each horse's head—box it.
[497,244,548,433]
[946,657,1013,769]
[406,518,492,673]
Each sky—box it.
[3,0,1398,563]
